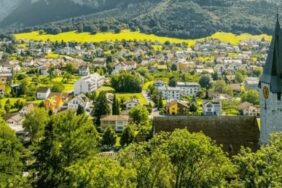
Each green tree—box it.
[51,83,65,92]
[120,126,135,146]
[13,99,24,110]
[94,92,111,125]
[76,105,85,115]
[111,72,142,93]
[158,96,163,110]
[112,94,120,115]
[253,67,263,77]
[167,129,235,188]
[119,133,173,188]
[213,80,227,93]
[171,64,177,71]
[101,126,117,147]
[168,77,177,87]
[4,99,11,113]
[189,102,198,114]
[233,133,282,187]
[235,71,244,83]
[199,75,212,89]
[129,105,149,125]
[23,108,49,143]
[0,119,28,187]
[241,90,259,105]
[33,111,99,187]
[67,156,137,188]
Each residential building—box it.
[67,94,92,113]
[159,87,181,100]
[78,65,90,76]
[39,66,49,75]
[125,98,140,111]
[203,100,222,116]
[176,82,200,96]
[239,102,260,117]
[153,80,165,89]
[19,103,35,115]
[112,61,137,74]
[158,82,200,100]
[165,100,189,115]
[245,77,259,91]
[74,74,105,95]
[6,113,25,134]
[0,74,12,84]
[36,87,51,100]
[100,115,131,132]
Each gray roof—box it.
[260,16,282,93]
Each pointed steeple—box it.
[260,14,282,93]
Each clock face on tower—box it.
[263,86,269,99]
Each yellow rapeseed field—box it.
[15,30,271,47]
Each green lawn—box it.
[96,86,115,96]
[116,93,148,105]
[143,81,153,90]
[96,86,147,105]
[0,98,27,112]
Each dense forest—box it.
[0,0,281,38]
[1,109,282,187]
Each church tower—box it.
[260,15,282,144]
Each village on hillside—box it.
[0,34,267,146]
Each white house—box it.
[239,102,260,117]
[245,77,259,91]
[154,80,165,89]
[125,98,140,111]
[6,113,25,135]
[176,82,200,96]
[112,61,137,74]
[159,87,181,100]
[67,94,92,112]
[74,74,105,95]
[203,101,222,116]
[19,103,35,116]
[158,82,200,100]
[36,87,51,99]
[39,66,49,75]
[78,65,90,76]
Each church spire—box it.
[275,13,280,36]
[260,14,282,93]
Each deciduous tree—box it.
[33,111,99,187]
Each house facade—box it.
[36,87,51,99]
[159,87,181,100]
[158,82,200,100]
[100,115,131,132]
[203,101,222,116]
[239,102,260,117]
[125,98,140,111]
[176,82,200,96]
[165,100,189,115]
[67,94,92,113]
[78,65,90,76]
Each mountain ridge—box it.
[0,0,280,38]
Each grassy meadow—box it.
[15,30,271,47]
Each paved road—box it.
[142,90,159,118]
